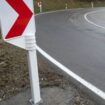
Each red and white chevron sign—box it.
[0,0,35,49]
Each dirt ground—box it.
[0,40,98,105]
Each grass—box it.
[0,29,1,39]
[94,1,105,7]
[0,35,1,39]
[34,0,105,13]
[34,0,91,13]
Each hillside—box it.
[34,0,105,12]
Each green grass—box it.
[94,1,105,7]
[0,29,1,39]
[34,0,86,13]
[34,0,105,13]
[0,35,1,38]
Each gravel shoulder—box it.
[0,41,98,105]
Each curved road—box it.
[36,8,105,100]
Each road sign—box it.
[0,0,41,105]
[0,0,35,49]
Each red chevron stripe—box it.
[6,0,33,39]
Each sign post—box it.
[37,1,42,13]
[65,3,68,10]
[91,2,94,8]
[26,35,41,105]
[0,0,41,105]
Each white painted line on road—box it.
[36,45,105,100]
[84,9,105,99]
[35,9,105,100]
[84,10,105,29]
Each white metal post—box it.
[91,2,94,8]
[40,4,42,12]
[25,35,41,105]
[65,3,68,9]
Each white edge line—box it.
[84,10,105,29]
[35,9,105,100]
[36,45,105,100]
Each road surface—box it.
[36,8,105,100]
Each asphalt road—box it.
[36,8,105,98]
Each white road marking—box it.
[35,9,105,100]
[36,45,105,100]
[84,10,105,29]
